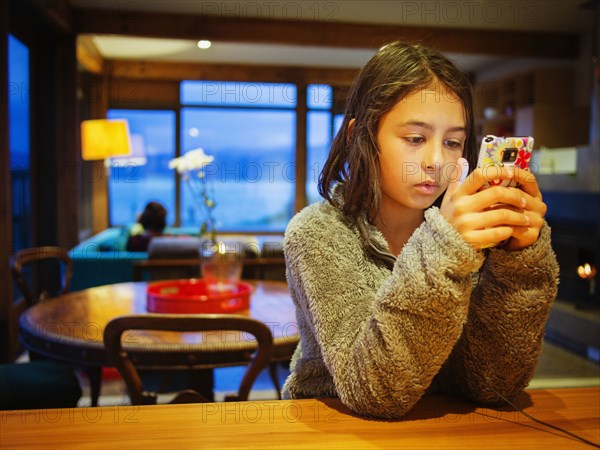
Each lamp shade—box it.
[81,119,132,161]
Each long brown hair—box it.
[319,41,477,223]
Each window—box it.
[106,81,342,231]
[181,81,297,232]
[306,84,344,205]
[181,81,296,108]
[9,34,31,251]
[9,34,31,300]
[107,110,176,226]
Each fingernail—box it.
[521,197,526,207]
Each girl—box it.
[282,42,559,419]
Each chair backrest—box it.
[103,314,273,405]
[144,236,202,280]
[132,259,201,282]
[10,246,73,306]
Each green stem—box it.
[184,172,217,244]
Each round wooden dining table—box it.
[18,280,299,406]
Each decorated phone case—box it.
[477,135,534,187]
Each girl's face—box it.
[376,83,466,213]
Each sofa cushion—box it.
[148,236,203,259]
[85,227,130,252]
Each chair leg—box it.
[87,367,102,407]
[269,362,281,400]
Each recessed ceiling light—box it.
[197,40,212,49]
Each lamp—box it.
[81,119,132,161]
[577,263,597,295]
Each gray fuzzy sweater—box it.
[281,196,559,419]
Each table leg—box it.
[87,367,102,407]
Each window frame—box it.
[107,81,344,233]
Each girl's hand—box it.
[440,160,532,250]
[502,168,546,250]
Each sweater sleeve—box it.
[284,205,485,418]
[439,221,559,404]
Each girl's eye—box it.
[404,136,425,145]
[445,139,463,149]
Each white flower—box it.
[169,147,218,243]
[169,148,214,174]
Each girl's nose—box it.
[420,142,443,171]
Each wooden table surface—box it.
[18,280,299,405]
[19,280,299,366]
[1,387,598,449]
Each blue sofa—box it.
[69,227,285,291]
[69,226,190,291]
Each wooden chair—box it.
[141,236,202,281]
[8,247,84,408]
[11,246,73,307]
[132,258,200,282]
[103,314,273,405]
[132,257,286,282]
[134,234,285,282]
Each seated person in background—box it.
[126,202,167,251]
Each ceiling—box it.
[71,0,595,72]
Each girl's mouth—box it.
[414,181,440,194]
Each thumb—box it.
[445,158,469,195]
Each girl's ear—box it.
[347,118,356,143]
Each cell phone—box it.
[477,135,534,187]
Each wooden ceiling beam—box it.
[72,9,580,59]
[108,60,359,86]
[76,35,103,74]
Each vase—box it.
[200,241,243,294]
